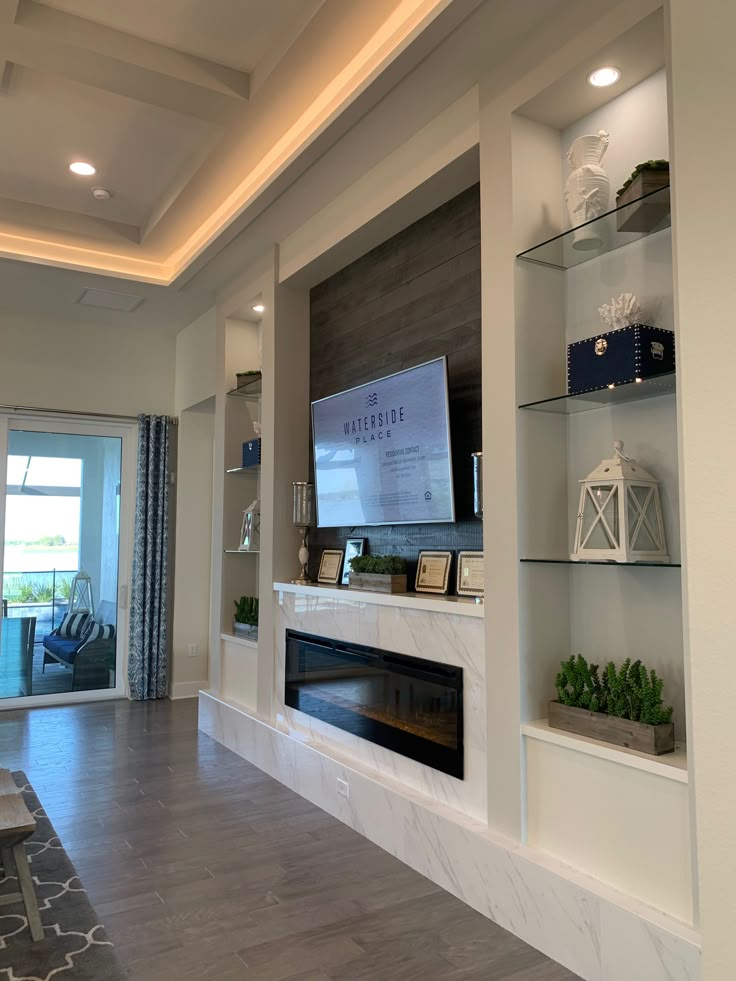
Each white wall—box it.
[525,735,692,922]
[175,308,216,414]
[171,399,215,697]
[561,68,669,212]
[0,310,175,417]
[279,89,480,285]
[171,308,218,697]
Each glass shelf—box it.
[516,186,670,270]
[226,465,261,474]
[226,373,262,398]
[521,558,681,568]
[224,549,260,554]
[519,373,675,413]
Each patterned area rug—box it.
[0,772,125,981]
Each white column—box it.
[668,0,736,970]
[478,93,523,838]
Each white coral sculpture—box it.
[598,292,642,330]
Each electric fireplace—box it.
[284,630,463,779]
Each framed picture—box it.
[457,551,484,598]
[415,551,452,594]
[341,538,367,585]
[318,549,344,584]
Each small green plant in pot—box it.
[233,596,259,637]
[348,554,408,594]
[550,653,674,755]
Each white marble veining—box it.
[274,589,487,820]
[274,581,484,617]
[199,692,701,981]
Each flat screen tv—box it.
[312,357,455,527]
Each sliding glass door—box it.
[0,416,134,704]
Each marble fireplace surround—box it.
[274,585,486,821]
[199,584,700,980]
[198,689,700,981]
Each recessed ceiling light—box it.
[70,161,96,176]
[252,303,265,313]
[587,66,621,88]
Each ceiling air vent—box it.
[76,288,145,313]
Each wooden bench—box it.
[0,772,43,941]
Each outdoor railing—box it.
[3,570,79,634]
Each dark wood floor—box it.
[0,698,580,980]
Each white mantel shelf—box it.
[274,581,485,618]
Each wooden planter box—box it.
[616,169,670,233]
[548,701,675,756]
[348,573,407,594]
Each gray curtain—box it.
[128,415,170,700]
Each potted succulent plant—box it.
[233,595,259,637]
[348,554,407,594]
[616,159,670,232]
[550,654,674,755]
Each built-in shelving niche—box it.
[220,318,262,643]
[515,170,683,737]
[512,37,692,926]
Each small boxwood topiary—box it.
[349,554,407,575]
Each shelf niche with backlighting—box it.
[509,28,693,931]
[512,54,684,752]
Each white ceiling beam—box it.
[0,0,248,122]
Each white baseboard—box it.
[170,680,208,700]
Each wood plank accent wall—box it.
[309,184,482,585]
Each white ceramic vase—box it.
[564,130,610,251]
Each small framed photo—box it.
[341,538,367,585]
[415,551,452,595]
[457,551,484,598]
[318,549,344,584]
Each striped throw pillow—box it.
[80,621,115,644]
[57,611,89,638]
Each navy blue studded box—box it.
[241,438,261,468]
[567,324,675,395]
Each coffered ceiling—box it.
[0,0,481,286]
[0,0,632,331]
[37,0,317,73]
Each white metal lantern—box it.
[571,441,669,563]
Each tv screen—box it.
[312,357,455,527]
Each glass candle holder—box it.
[472,452,483,519]
[292,482,314,583]
[292,481,314,527]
